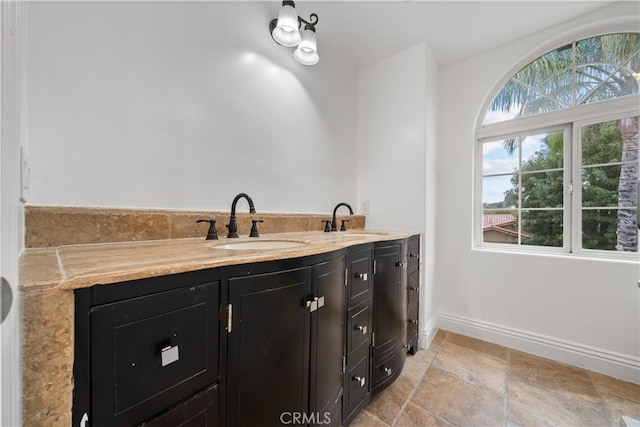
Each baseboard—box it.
[437,312,640,384]
[420,314,439,350]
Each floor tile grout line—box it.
[511,371,613,414]
[414,335,464,427]
[360,409,390,427]
[389,351,437,427]
[586,369,617,424]
[503,349,511,427]
[362,330,639,427]
[388,333,463,427]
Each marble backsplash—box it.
[25,205,366,248]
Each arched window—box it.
[476,33,639,258]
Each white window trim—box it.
[475,93,640,261]
[477,125,571,254]
[572,110,640,261]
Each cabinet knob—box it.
[353,375,366,387]
[382,366,392,377]
[409,253,419,259]
[355,272,368,281]
[408,319,418,325]
[355,325,367,335]
[396,261,406,268]
[409,286,419,293]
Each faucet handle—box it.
[249,219,264,238]
[322,220,332,232]
[340,219,350,231]
[196,219,218,240]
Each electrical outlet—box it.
[361,200,370,215]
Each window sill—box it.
[473,244,639,265]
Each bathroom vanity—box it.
[20,231,420,427]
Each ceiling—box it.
[296,1,619,68]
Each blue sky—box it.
[482,133,548,205]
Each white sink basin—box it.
[210,240,309,250]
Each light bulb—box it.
[272,2,301,47]
[294,26,319,65]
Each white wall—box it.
[26,1,357,214]
[437,2,640,382]
[356,42,426,232]
[423,43,439,345]
[356,41,438,346]
[1,1,25,424]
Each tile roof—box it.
[483,214,515,229]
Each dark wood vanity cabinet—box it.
[74,236,420,427]
[226,255,346,427]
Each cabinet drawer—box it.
[371,348,405,394]
[91,283,219,426]
[408,270,419,305]
[347,247,372,307]
[408,236,420,273]
[346,354,369,411]
[347,300,372,355]
[142,384,218,426]
[408,300,419,326]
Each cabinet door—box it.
[227,267,312,427]
[310,256,346,427]
[372,244,403,357]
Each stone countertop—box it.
[20,230,415,292]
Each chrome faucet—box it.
[227,193,256,238]
[331,202,353,231]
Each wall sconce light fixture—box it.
[269,1,319,66]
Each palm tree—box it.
[488,33,640,251]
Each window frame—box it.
[477,124,571,254]
[572,111,640,260]
[475,85,639,261]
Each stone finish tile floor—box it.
[351,330,640,427]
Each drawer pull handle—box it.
[409,286,419,293]
[355,273,368,281]
[382,366,392,377]
[353,376,366,387]
[408,319,418,325]
[161,345,180,367]
[355,325,367,335]
[410,253,420,259]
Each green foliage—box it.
[507,132,564,247]
[489,33,639,251]
[489,33,639,115]
[505,122,624,249]
[581,121,624,250]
